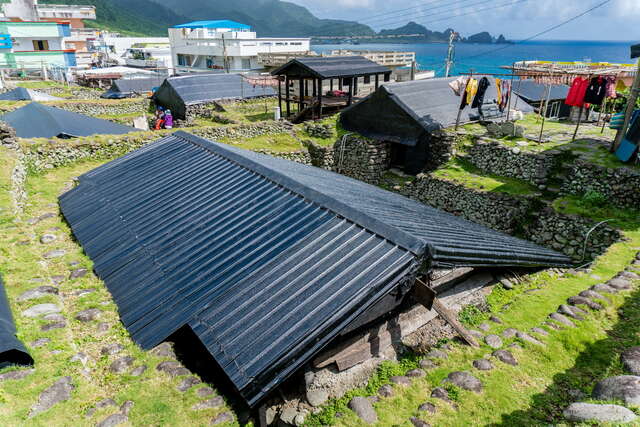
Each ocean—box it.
[312,40,636,77]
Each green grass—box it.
[218,132,303,153]
[431,158,538,196]
[293,115,348,147]
[0,151,236,426]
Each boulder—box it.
[109,356,134,374]
[29,376,74,417]
[425,349,447,360]
[592,376,640,405]
[43,249,66,259]
[516,332,545,346]
[0,368,35,381]
[591,283,618,294]
[549,312,575,327]
[211,412,234,425]
[418,402,436,414]
[493,350,517,366]
[410,417,431,427]
[390,376,411,386]
[348,396,377,424]
[406,369,426,378]
[177,376,201,392]
[17,286,58,302]
[69,268,89,279]
[622,347,640,375]
[558,305,583,321]
[563,402,636,423]
[567,295,603,310]
[608,278,632,290]
[473,359,493,371]
[502,328,518,338]
[192,396,224,410]
[96,413,128,427]
[22,303,61,318]
[75,308,101,322]
[443,371,482,393]
[484,334,503,349]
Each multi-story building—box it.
[169,20,310,73]
[0,21,76,70]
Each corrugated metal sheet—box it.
[60,131,571,406]
[514,79,570,103]
[0,102,136,138]
[0,87,62,101]
[271,56,391,79]
[341,77,534,146]
[101,77,165,99]
[153,73,275,119]
[0,276,34,369]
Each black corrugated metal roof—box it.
[0,276,34,369]
[341,77,533,146]
[513,79,570,103]
[153,73,275,119]
[271,56,391,79]
[59,131,571,406]
[0,87,62,101]
[0,102,136,138]
[101,77,165,99]
[632,43,640,59]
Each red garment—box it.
[565,77,589,107]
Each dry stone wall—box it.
[398,175,533,234]
[524,207,621,262]
[466,137,559,187]
[49,99,151,117]
[561,160,640,210]
[333,135,391,185]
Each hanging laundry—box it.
[616,79,628,93]
[583,76,607,105]
[565,77,589,107]
[605,77,617,99]
[466,78,478,106]
[500,81,511,112]
[471,77,490,109]
[495,78,502,105]
[448,76,469,96]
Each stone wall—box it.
[466,137,559,187]
[524,207,621,262]
[303,140,335,171]
[332,135,391,185]
[0,122,26,213]
[398,174,533,234]
[49,99,151,117]
[19,121,296,174]
[561,160,640,210]
[426,130,457,172]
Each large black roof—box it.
[59,131,570,406]
[341,77,533,146]
[513,79,570,103]
[632,43,640,59]
[271,56,391,79]
[0,102,136,138]
[0,275,33,369]
[0,87,62,101]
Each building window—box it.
[177,54,193,66]
[32,40,49,51]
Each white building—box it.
[95,35,170,66]
[169,20,310,73]
[123,42,172,70]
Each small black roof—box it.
[101,77,164,99]
[60,131,570,406]
[513,79,570,103]
[0,87,63,101]
[0,102,136,138]
[632,43,640,59]
[153,73,276,119]
[341,77,533,146]
[0,275,34,369]
[271,56,391,79]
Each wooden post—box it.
[285,76,290,118]
[506,62,515,122]
[347,77,354,106]
[413,279,479,348]
[330,78,334,92]
[353,76,358,99]
[339,78,343,91]
[538,84,551,143]
[572,105,585,142]
[278,78,283,116]
[612,59,640,152]
[318,78,323,119]
[375,74,380,90]
[299,77,304,113]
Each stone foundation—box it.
[333,135,391,185]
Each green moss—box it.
[218,132,303,153]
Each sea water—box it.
[312,40,635,77]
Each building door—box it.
[32,40,49,51]
[241,58,251,70]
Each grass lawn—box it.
[218,132,303,152]
[431,158,539,196]
[293,115,347,147]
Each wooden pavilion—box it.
[271,56,391,122]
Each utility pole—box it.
[444,32,457,78]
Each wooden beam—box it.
[278,78,282,116]
[330,78,334,92]
[347,77,353,106]
[375,74,379,90]
[299,77,304,113]
[318,78,323,119]
[414,278,479,347]
[285,76,290,117]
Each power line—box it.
[460,0,614,60]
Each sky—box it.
[289,0,639,41]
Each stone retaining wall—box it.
[561,160,640,210]
[333,135,391,185]
[49,99,151,117]
[524,207,621,262]
[466,137,559,186]
[426,130,457,172]
[398,175,533,234]
[19,121,296,173]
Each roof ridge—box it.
[172,131,427,256]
